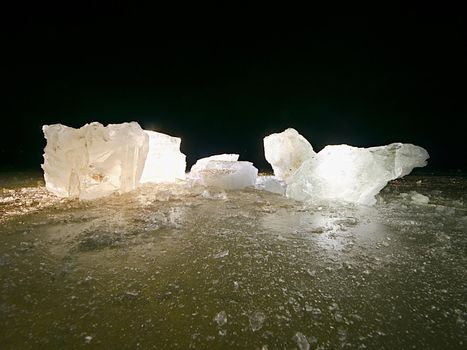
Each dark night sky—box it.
[1,5,466,172]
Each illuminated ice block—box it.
[263,128,315,181]
[42,122,149,200]
[189,154,239,177]
[286,143,429,205]
[140,130,186,183]
[190,154,257,190]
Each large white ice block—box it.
[191,158,258,190]
[286,143,429,205]
[140,130,186,183]
[263,128,315,181]
[42,122,149,200]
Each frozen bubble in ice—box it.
[293,332,310,350]
[42,122,148,200]
[140,130,186,183]
[263,128,315,181]
[249,311,266,332]
[214,311,227,326]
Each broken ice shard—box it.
[263,128,315,182]
[255,175,286,195]
[189,154,258,190]
[42,122,148,200]
[140,130,186,183]
[264,129,429,205]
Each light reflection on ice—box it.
[0,173,466,348]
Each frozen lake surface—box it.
[1,172,466,349]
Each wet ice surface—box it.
[0,172,466,349]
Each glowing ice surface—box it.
[265,129,429,205]
[190,154,258,190]
[140,130,186,183]
[263,128,315,181]
[42,122,148,200]
[193,160,258,190]
[189,154,239,177]
[0,173,465,349]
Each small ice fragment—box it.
[214,311,227,326]
[255,175,286,195]
[213,250,229,259]
[249,311,266,332]
[125,290,139,296]
[200,189,228,200]
[411,192,430,204]
[293,332,310,350]
[84,336,93,344]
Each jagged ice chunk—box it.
[140,130,186,183]
[255,175,286,195]
[42,122,148,200]
[263,128,315,181]
[286,143,429,205]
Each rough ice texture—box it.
[140,130,186,183]
[189,154,239,178]
[263,128,315,181]
[265,129,429,205]
[286,143,429,205]
[191,158,258,190]
[42,122,148,200]
[255,175,286,195]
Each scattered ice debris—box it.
[293,332,310,350]
[249,311,266,332]
[214,311,227,326]
[265,128,429,205]
[42,122,148,200]
[140,130,186,183]
[410,192,430,204]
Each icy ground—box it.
[0,172,466,349]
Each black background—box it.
[1,5,466,172]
